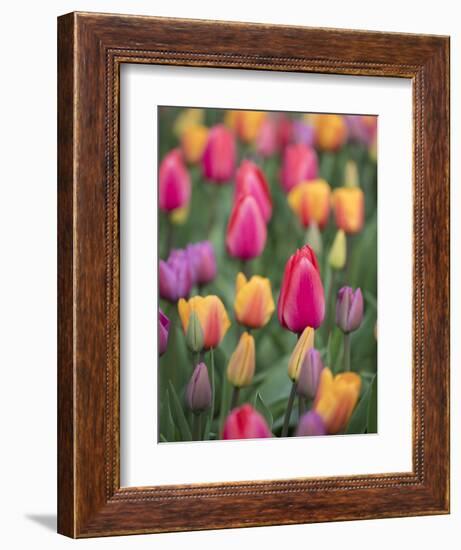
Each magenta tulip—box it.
[159,149,191,212]
[277,245,325,333]
[158,308,170,356]
[222,404,272,440]
[159,249,193,302]
[296,411,327,437]
[256,117,278,157]
[280,143,318,193]
[226,195,267,260]
[201,124,236,183]
[186,241,217,286]
[235,160,272,222]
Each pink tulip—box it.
[256,117,278,157]
[277,245,325,333]
[226,195,267,260]
[222,404,272,439]
[159,149,191,212]
[235,160,272,222]
[201,124,236,184]
[158,308,170,356]
[280,143,318,193]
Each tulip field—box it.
[158,107,377,442]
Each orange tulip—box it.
[235,110,267,143]
[314,368,361,434]
[180,124,208,164]
[331,187,365,234]
[314,114,348,151]
[287,179,331,229]
[234,273,275,329]
[178,296,231,350]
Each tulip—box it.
[180,124,208,164]
[328,229,346,270]
[234,272,275,329]
[280,144,318,193]
[185,311,204,353]
[345,115,377,147]
[314,114,348,151]
[186,241,217,287]
[292,120,315,147]
[296,411,327,437]
[331,187,365,234]
[159,249,193,302]
[276,114,293,151]
[287,326,315,381]
[235,110,267,143]
[336,287,364,334]
[222,404,272,440]
[277,245,325,333]
[186,362,212,413]
[159,149,191,212]
[314,368,361,434]
[226,195,267,260]
[287,179,331,229]
[296,348,324,400]
[178,295,231,350]
[169,204,189,225]
[344,160,359,188]
[223,109,239,131]
[202,124,236,184]
[235,160,272,222]
[256,117,278,157]
[173,108,204,137]
[227,332,255,388]
[158,308,170,357]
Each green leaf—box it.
[345,382,372,434]
[164,389,176,442]
[168,381,192,441]
[367,375,378,433]
[255,392,273,430]
[159,434,168,443]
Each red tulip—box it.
[159,149,191,212]
[277,245,325,332]
[226,195,267,260]
[222,404,272,439]
[280,143,318,193]
[235,160,272,222]
[201,124,236,184]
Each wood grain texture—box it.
[57,11,450,538]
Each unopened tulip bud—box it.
[287,326,315,381]
[181,124,208,164]
[159,308,170,357]
[328,229,346,270]
[186,311,204,352]
[296,348,324,400]
[296,411,327,437]
[226,194,267,260]
[222,404,271,439]
[234,272,275,329]
[332,187,365,234]
[227,332,256,388]
[186,362,212,413]
[336,286,364,334]
[344,160,359,188]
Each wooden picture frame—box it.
[57,12,450,537]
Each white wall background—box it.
[0,1,457,548]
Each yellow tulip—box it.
[314,368,361,434]
[328,229,346,270]
[234,272,275,329]
[178,295,231,350]
[224,109,239,130]
[313,114,347,151]
[227,332,255,388]
[287,179,331,229]
[235,110,267,143]
[180,124,209,164]
[331,187,365,234]
[169,204,189,225]
[344,160,359,188]
[173,108,204,137]
[287,326,315,381]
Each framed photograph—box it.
[58,12,450,537]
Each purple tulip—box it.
[292,120,315,147]
[345,115,377,146]
[159,308,170,356]
[159,249,193,302]
[296,348,324,400]
[336,286,364,334]
[296,411,327,437]
[186,362,212,413]
[186,241,217,287]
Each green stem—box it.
[343,333,351,372]
[325,268,336,336]
[345,235,352,284]
[208,348,215,429]
[166,217,175,254]
[240,259,251,278]
[192,413,202,441]
[230,386,240,410]
[281,381,297,438]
